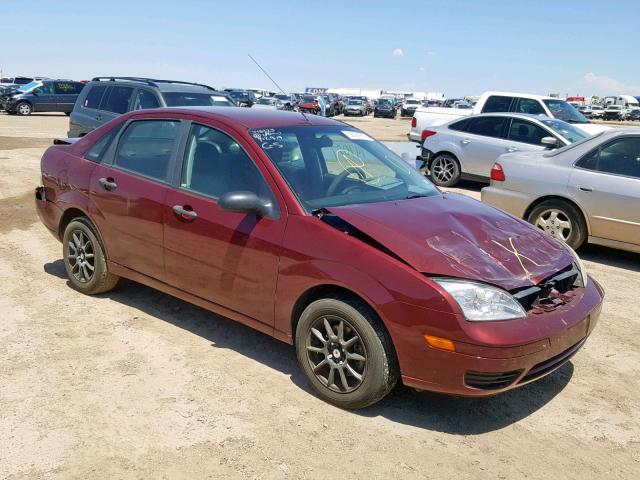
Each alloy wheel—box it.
[67,230,95,283]
[305,315,367,393]
[18,103,31,115]
[431,157,456,183]
[535,209,572,242]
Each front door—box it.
[571,136,640,246]
[31,82,58,112]
[163,122,287,325]
[88,118,182,280]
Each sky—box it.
[2,0,639,97]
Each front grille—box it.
[520,337,586,383]
[512,264,579,311]
[464,370,522,390]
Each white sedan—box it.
[417,113,588,186]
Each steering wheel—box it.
[326,167,367,196]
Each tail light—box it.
[421,130,437,141]
[411,117,417,128]
[490,162,505,181]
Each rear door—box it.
[163,121,287,325]
[570,136,640,246]
[89,118,183,280]
[99,85,135,123]
[54,81,83,113]
[457,116,510,177]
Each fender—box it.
[274,258,395,342]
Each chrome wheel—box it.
[67,230,95,283]
[17,103,31,115]
[431,156,456,184]
[305,316,367,393]
[535,209,572,242]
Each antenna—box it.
[248,53,309,122]
[247,54,286,95]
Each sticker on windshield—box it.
[251,128,284,149]
[342,130,373,141]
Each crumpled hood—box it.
[327,193,573,290]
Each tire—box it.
[527,199,587,249]
[64,112,71,116]
[16,102,32,116]
[429,153,461,187]
[295,295,398,409]
[62,217,119,294]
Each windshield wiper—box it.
[405,194,430,199]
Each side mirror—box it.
[218,191,274,218]
[541,136,560,149]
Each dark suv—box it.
[1,79,85,115]
[68,77,235,137]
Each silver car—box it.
[482,129,640,252]
[418,113,588,187]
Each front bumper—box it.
[388,277,604,396]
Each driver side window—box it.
[180,124,276,203]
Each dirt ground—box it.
[0,112,638,479]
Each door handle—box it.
[578,186,593,192]
[461,138,471,145]
[506,146,518,152]
[173,204,198,221]
[98,177,117,191]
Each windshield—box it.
[347,100,362,105]
[250,126,439,210]
[18,81,41,92]
[275,94,289,100]
[406,99,420,105]
[163,92,234,107]
[540,118,587,143]
[257,98,276,105]
[543,99,589,124]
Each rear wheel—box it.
[62,218,119,294]
[527,199,587,249]
[429,153,461,187]
[295,296,398,409]
[16,102,32,116]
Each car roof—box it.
[88,78,216,94]
[445,112,554,123]
[145,106,342,129]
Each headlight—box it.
[566,245,588,288]
[434,278,527,321]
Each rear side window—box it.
[507,119,551,145]
[54,81,83,95]
[101,86,134,114]
[514,98,545,115]
[577,137,640,178]
[84,86,107,109]
[448,118,471,131]
[133,89,160,110]
[466,116,508,138]
[481,95,513,113]
[34,82,55,95]
[84,128,119,162]
[113,120,180,181]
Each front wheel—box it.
[16,102,32,115]
[527,200,587,249]
[63,218,119,294]
[429,154,461,187]
[295,296,398,409]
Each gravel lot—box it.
[1,112,638,479]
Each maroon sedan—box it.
[35,107,604,409]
